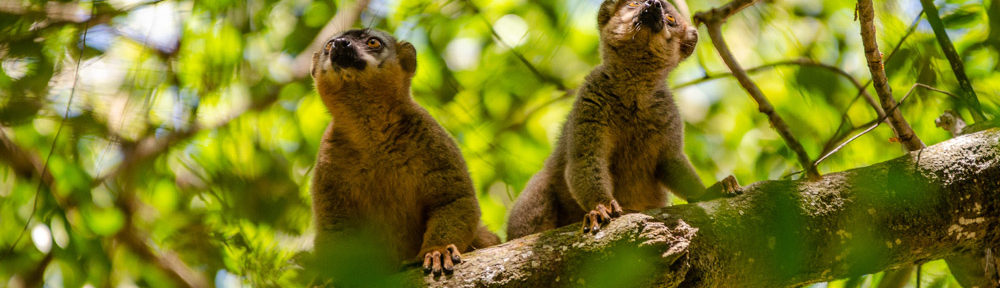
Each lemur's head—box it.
[597,0,698,69]
[311,28,417,98]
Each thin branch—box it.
[918,0,987,122]
[811,11,924,170]
[700,21,819,179]
[291,0,372,79]
[466,2,568,91]
[692,0,760,26]
[4,6,94,256]
[856,0,925,152]
[674,58,885,117]
[812,83,943,167]
[499,88,576,133]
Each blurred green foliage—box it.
[1,0,997,286]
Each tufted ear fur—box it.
[310,51,320,78]
[597,0,618,28]
[397,41,417,75]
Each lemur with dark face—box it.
[507,0,739,239]
[310,28,499,276]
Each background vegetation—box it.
[1,0,997,286]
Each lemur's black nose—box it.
[332,38,351,49]
[639,0,665,32]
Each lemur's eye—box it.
[666,15,676,23]
[366,38,382,49]
[627,1,640,7]
[324,41,334,52]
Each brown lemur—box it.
[506,0,739,239]
[309,28,499,275]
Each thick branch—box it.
[399,129,1000,287]
[702,22,818,179]
[856,0,925,151]
[917,0,987,122]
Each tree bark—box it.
[399,129,1000,287]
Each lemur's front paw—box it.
[582,200,623,234]
[422,244,461,276]
[719,175,741,197]
[700,175,741,202]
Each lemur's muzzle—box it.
[639,0,665,33]
[330,38,367,70]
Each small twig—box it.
[499,88,576,133]
[856,0,925,152]
[812,83,948,168]
[4,4,94,255]
[291,0,372,79]
[692,0,759,25]
[675,58,885,117]
[466,3,568,91]
[812,11,924,167]
[918,0,987,122]
[702,21,818,179]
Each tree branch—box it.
[699,20,818,179]
[917,0,987,123]
[397,128,1000,287]
[855,0,925,152]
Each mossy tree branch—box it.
[397,129,1000,287]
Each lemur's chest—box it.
[607,95,679,140]
[323,127,426,184]
[604,93,682,176]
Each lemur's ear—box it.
[397,41,417,75]
[679,27,698,59]
[597,0,617,27]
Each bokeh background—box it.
[1,0,998,286]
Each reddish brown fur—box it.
[507,0,728,239]
[310,29,498,272]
